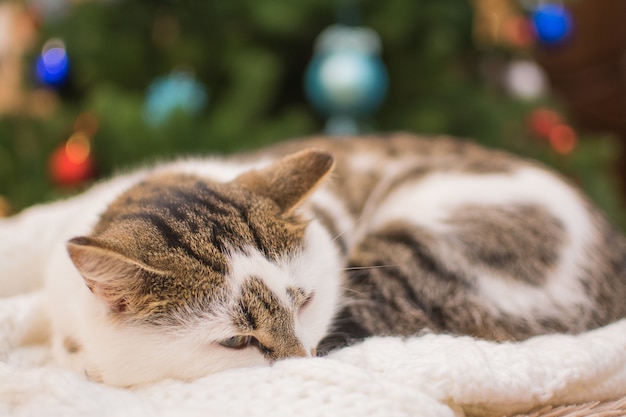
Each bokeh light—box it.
[64,132,91,164]
[531,3,573,45]
[35,38,70,86]
[549,124,577,154]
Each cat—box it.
[4,133,626,388]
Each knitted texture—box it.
[2,293,626,417]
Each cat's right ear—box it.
[234,149,335,214]
[66,236,145,313]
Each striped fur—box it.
[44,133,626,386]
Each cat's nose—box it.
[291,344,309,358]
[269,340,309,361]
[310,347,317,357]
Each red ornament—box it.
[49,133,95,187]
[503,16,535,48]
[527,108,577,154]
[549,124,577,154]
[528,108,562,138]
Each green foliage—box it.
[0,0,624,229]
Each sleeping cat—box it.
[5,133,626,387]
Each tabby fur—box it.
[10,133,626,386]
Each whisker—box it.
[331,215,364,243]
[342,264,397,271]
[340,287,365,296]
[332,229,348,243]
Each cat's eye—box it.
[219,335,254,349]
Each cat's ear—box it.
[66,236,148,313]
[234,149,334,214]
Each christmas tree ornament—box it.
[470,0,522,46]
[0,196,10,217]
[0,4,39,114]
[531,3,573,45]
[35,38,70,86]
[527,107,562,138]
[143,70,208,127]
[304,25,388,135]
[548,123,577,154]
[502,15,535,47]
[505,59,547,100]
[527,107,577,154]
[49,132,95,187]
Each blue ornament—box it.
[531,3,573,45]
[35,39,70,86]
[305,25,388,134]
[143,70,208,127]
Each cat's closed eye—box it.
[219,335,254,349]
[219,335,273,356]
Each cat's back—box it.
[254,133,523,215]
[260,133,521,179]
[265,134,626,344]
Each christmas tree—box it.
[0,0,624,228]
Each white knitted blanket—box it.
[2,292,626,417]
[2,200,626,417]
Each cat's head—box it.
[65,149,342,387]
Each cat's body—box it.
[5,133,626,387]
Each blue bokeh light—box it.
[143,71,208,127]
[532,3,573,45]
[305,51,388,118]
[36,46,70,86]
[304,25,388,135]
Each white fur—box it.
[25,156,344,387]
[289,219,344,349]
[158,156,275,183]
[348,152,382,173]
[226,218,342,356]
[46,228,341,386]
[368,166,594,319]
[46,232,272,387]
[308,187,358,250]
[46,229,273,386]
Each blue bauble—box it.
[35,40,70,86]
[143,71,208,126]
[532,3,573,45]
[305,50,388,118]
[305,25,389,124]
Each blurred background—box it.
[0,0,625,228]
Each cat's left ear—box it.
[66,236,155,313]
[234,149,334,214]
